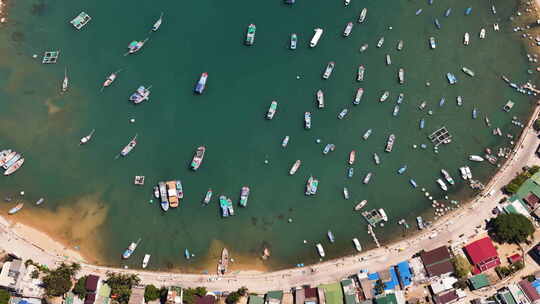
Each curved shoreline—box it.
[1,102,539,293]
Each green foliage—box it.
[144,285,161,303]
[237,287,248,297]
[452,255,472,279]
[496,261,525,279]
[225,287,247,304]
[491,213,534,244]
[42,263,80,297]
[374,279,385,295]
[452,279,469,290]
[105,272,140,304]
[72,276,88,299]
[504,166,540,194]
[0,289,10,304]
[534,119,540,131]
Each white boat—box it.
[459,167,468,180]
[152,12,164,32]
[396,40,404,51]
[61,67,69,93]
[376,37,384,48]
[282,136,290,148]
[469,155,484,162]
[101,69,122,91]
[304,112,312,129]
[344,0,350,6]
[436,178,448,191]
[358,8,367,23]
[80,129,95,145]
[494,23,499,31]
[337,108,349,120]
[429,37,436,49]
[310,28,323,47]
[343,22,353,37]
[343,187,350,200]
[359,44,368,52]
[289,160,301,175]
[353,88,364,105]
[441,169,455,185]
[122,241,139,259]
[392,105,400,117]
[363,172,372,184]
[316,90,325,108]
[266,101,278,120]
[120,134,138,157]
[4,158,24,176]
[465,166,472,179]
[322,61,335,79]
[362,129,372,140]
[316,243,325,258]
[8,203,24,215]
[35,198,45,205]
[373,153,380,165]
[379,91,389,102]
[357,65,365,82]
[464,32,470,45]
[354,200,367,210]
[142,254,151,268]
[385,134,395,152]
[479,28,486,39]
[385,54,391,65]
[352,238,362,252]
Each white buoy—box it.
[264,160,269,164]
[296,75,301,79]
[429,196,433,200]
[32,54,38,58]
[20,191,25,196]
[130,118,135,123]
[413,144,417,148]
[316,139,321,143]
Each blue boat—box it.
[419,119,425,129]
[465,7,472,15]
[409,179,418,188]
[184,248,190,259]
[396,93,404,104]
[397,165,407,174]
[472,108,478,119]
[415,9,423,15]
[327,230,335,243]
[446,73,457,85]
[439,97,445,107]
[347,167,354,178]
[434,18,441,29]
[194,72,208,94]
[444,8,452,17]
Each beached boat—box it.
[398,68,405,84]
[343,187,350,200]
[220,196,229,217]
[120,134,138,157]
[289,160,301,175]
[385,134,395,152]
[358,8,367,23]
[4,158,24,176]
[357,65,365,82]
[386,54,392,65]
[376,37,384,48]
[347,167,354,178]
[78,129,95,145]
[429,37,436,49]
[359,44,368,52]
[322,61,335,79]
[316,243,325,258]
[396,40,404,51]
[159,182,169,211]
[419,119,425,129]
[469,155,484,162]
[397,165,407,175]
[337,108,348,120]
[218,248,229,274]
[354,88,364,105]
[464,32,470,45]
[434,18,441,29]
[304,112,311,129]
[343,22,353,37]
[373,153,380,165]
[327,230,335,243]
[354,200,367,211]
[8,203,24,215]
[126,38,149,55]
[122,239,140,259]
[363,172,372,184]
[436,178,448,191]
[61,67,69,93]
[129,86,151,104]
[353,238,362,252]
[316,90,325,109]
[392,105,400,117]
[239,186,250,207]
[480,28,486,39]
[416,217,425,230]
[203,189,213,205]
[142,254,151,268]
[190,146,206,170]
[441,169,455,185]
[290,33,298,50]
[245,24,256,45]
[266,101,278,120]
[310,28,323,47]
[379,91,389,102]
[462,67,475,77]
[409,179,418,188]
[152,12,164,31]
[446,73,457,85]
[194,72,208,94]
[282,136,290,148]
[349,150,356,165]
[363,129,372,140]
[36,198,45,205]
[166,181,179,208]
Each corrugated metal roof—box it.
[468,274,490,290]
[319,283,344,304]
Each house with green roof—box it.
[341,279,358,304]
[265,291,283,304]
[468,274,490,290]
[319,283,344,304]
[373,292,405,304]
[249,295,264,304]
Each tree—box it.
[42,263,79,297]
[73,276,88,299]
[490,213,535,244]
[31,269,40,279]
[452,255,472,279]
[194,287,207,297]
[0,289,10,304]
[225,292,240,304]
[237,287,248,297]
[144,285,160,303]
[105,272,140,304]
[374,279,385,295]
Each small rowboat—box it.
[101,69,122,91]
[354,200,367,211]
[119,134,138,158]
[152,12,164,32]
[80,129,95,145]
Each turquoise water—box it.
[0,0,535,271]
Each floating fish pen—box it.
[361,208,388,227]
[42,51,60,64]
[428,126,452,147]
[70,12,92,30]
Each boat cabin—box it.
[70,12,92,30]
[503,100,514,112]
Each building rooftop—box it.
[463,237,500,274]
[430,277,457,294]
[248,295,264,304]
[395,261,412,288]
[518,279,540,302]
[420,246,454,278]
[319,283,344,304]
[85,275,99,292]
[468,274,490,290]
[195,295,215,304]
[433,290,458,304]
[127,286,145,304]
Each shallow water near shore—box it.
[0,0,536,271]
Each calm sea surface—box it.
[0,0,535,271]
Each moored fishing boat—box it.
[4,158,24,176]
[227,198,235,216]
[354,88,364,105]
[337,108,348,120]
[480,28,486,39]
[344,0,350,6]
[203,189,213,205]
[419,101,427,110]
[456,96,463,106]
[359,44,368,52]
[316,90,325,108]
[218,248,229,275]
[129,86,151,104]
[396,93,404,104]
[3,154,21,170]
[472,108,478,119]
[220,196,229,217]
[159,182,169,211]
[349,150,356,165]
[142,254,151,268]
[444,8,452,17]
[385,54,391,65]
[176,180,184,199]
[429,37,436,49]
[363,129,372,140]
[434,18,441,29]
[282,136,290,148]
[343,187,350,200]
[436,178,448,191]
[266,101,278,120]
[347,167,354,178]
[61,67,69,93]
[322,61,335,79]
[152,12,164,32]
[122,239,140,259]
[376,36,384,48]
[415,8,423,15]
[409,179,418,188]
[420,118,425,129]
[194,72,208,94]
[353,238,362,252]
[239,187,250,207]
[439,97,446,107]
[362,208,388,226]
[373,153,380,165]
[392,105,400,117]
[0,150,13,167]
[245,24,256,46]
[36,198,45,205]
[310,28,323,47]
[323,144,335,155]
[469,155,484,162]
[446,73,457,85]
[120,134,138,157]
[465,7,472,15]
[80,129,95,145]
[343,22,353,37]
[8,203,24,215]
[305,176,319,195]
[417,216,425,230]
[289,160,301,175]
[464,32,470,45]
[354,200,367,211]
[327,230,335,243]
[101,69,121,91]
[462,67,475,77]
[166,181,179,208]
[304,112,311,129]
[379,91,389,102]
[398,68,405,84]
[441,169,455,185]
[126,38,149,55]
[363,172,372,184]
[385,134,395,152]
[397,165,407,175]
[316,243,325,258]
[396,40,404,51]
[290,33,298,50]
[357,65,365,82]
[190,146,206,170]
[358,8,367,23]
[465,166,472,179]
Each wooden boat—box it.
[218,248,229,275]
[101,69,122,91]
[80,129,95,145]
[4,158,24,176]
[61,67,69,93]
[119,134,138,157]
[152,12,164,32]
[354,200,367,211]
[8,203,24,215]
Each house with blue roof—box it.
[395,261,412,289]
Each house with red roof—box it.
[463,237,501,274]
